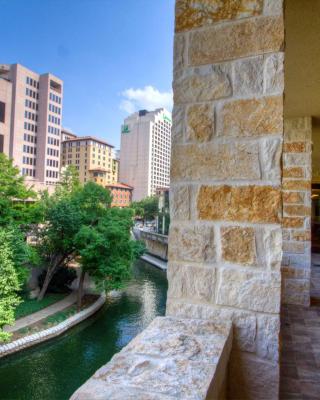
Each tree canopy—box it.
[0,154,37,227]
[0,229,22,342]
[131,196,158,221]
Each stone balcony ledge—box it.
[70,316,232,400]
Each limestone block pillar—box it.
[167,1,284,398]
[282,117,312,306]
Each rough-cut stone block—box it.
[175,0,263,32]
[189,16,284,65]
[171,105,185,145]
[282,180,310,191]
[264,0,283,16]
[283,205,310,217]
[218,96,282,137]
[283,153,310,167]
[174,34,185,79]
[260,138,282,181]
[216,268,281,313]
[256,315,280,362]
[221,226,255,265]
[283,142,306,152]
[284,117,312,142]
[282,217,305,228]
[282,241,305,254]
[165,301,257,354]
[174,64,231,104]
[283,167,304,178]
[71,316,233,400]
[197,185,281,224]
[171,142,260,182]
[170,185,190,220]
[169,224,215,262]
[228,351,279,399]
[264,52,284,94]
[233,56,263,96]
[255,227,282,270]
[167,263,215,302]
[186,103,214,142]
[283,191,305,204]
[291,230,310,241]
[282,229,290,241]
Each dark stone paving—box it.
[280,304,320,399]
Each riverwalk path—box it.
[5,292,77,333]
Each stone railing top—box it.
[71,316,232,400]
[140,230,168,244]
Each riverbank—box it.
[0,294,106,359]
[0,260,167,400]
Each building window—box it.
[0,101,5,123]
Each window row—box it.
[25,99,38,111]
[49,92,61,104]
[47,136,59,146]
[23,133,37,144]
[46,170,59,178]
[26,88,39,100]
[26,77,39,89]
[24,122,38,133]
[22,168,36,177]
[23,156,36,166]
[47,147,59,157]
[24,110,38,122]
[23,144,36,155]
[48,114,61,125]
[47,159,59,168]
[49,103,61,115]
[48,126,60,136]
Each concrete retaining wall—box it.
[0,294,106,358]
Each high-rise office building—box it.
[61,135,119,185]
[0,63,63,190]
[120,108,171,201]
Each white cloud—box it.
[120,85,173,114]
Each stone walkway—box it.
[280,303,320,399]
[5,292,77,333]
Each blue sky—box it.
[0,0,175,148]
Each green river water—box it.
[0,260,168,400]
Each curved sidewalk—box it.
[5,292,77,333]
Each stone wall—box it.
[167,1,284,398]
[282,117,312,306]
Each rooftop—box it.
[62,136,114,148]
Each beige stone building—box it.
[120,108,171,201]
[61,135,119,185]
[0,63,63,190]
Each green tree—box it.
[74,207,145,310]
[0,153,36,227]
[56,165,81,197]
[36,181,112,300]
[0,229,21,342]
[131,196,158,222]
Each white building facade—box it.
[120,108,171,201]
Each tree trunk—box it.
[77,269,86,311]
[37,266,55,301]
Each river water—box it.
[0,260,168,400]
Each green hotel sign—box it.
[163,115,172,124]
[121,124,130,134]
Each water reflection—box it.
[0,260,167,400]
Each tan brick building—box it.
[105,182,133,207]
[61,135,119,185]
[0,63,63,191]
